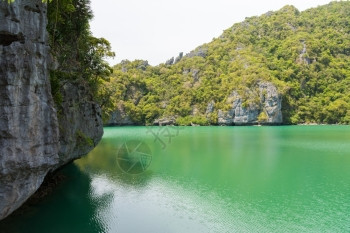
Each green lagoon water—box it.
[1,126,350,232]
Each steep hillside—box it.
[102,2,350,125]
[0,0,113,220]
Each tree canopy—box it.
[103,2,350,125]
[47,0,115,105]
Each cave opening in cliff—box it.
[0,32,25,46]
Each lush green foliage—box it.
[105,2,350,125]
[47,0,114,105]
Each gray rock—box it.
[287,22,296,31]
[186,47,208,58]
[231,91,260,125]
[192,69,200,82]
[0,1,103,220]
[0,1,59,220]
[183,68,200,82]
[258,82,282,123]
[206,100,215,115]
[218,109,234,125]
[153,117,176,126]
[264,11,273,17]
[191,105,200,116]
[240,21,250,29]
[218,82,282,125]
[233,104,260,125]
[57,82,103,166]
[165,57,174,65]
[107,104,134,125]
[296,40,311,65]
[175,52,183,63]
[183,68,190,75]
[121,66,128,73]
[137,60,149,70]
[160,101,168,109]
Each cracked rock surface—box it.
[0,0,103,220]
[0,0,59,220]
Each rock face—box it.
[206,100,215,115]
[174,52,183,63]
[108,82,282,126]
[186,46,208,58]
[57,82,103,166]
[258,82,283,123]
[107,104,134,126]
[0,1,103,220]
[218,109,235,125]
[218,82,282,125]
[165,57,174,65]
[296,40,311,65]
[0,1,59,220]
[153,116,176,126]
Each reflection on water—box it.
[0,164,106,233]
[1,126,350,232]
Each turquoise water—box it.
[1,126,350,232]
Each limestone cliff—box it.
[151,82,282,126]
[218,82,282,125]
[0,1,103,220]
[112,82,282,126]
[57,82,103,166]
[0,0,59,220]
[107,103,134,126]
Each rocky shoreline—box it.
[107,82,283,126]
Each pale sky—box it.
[90,0,332,66]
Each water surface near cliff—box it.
[1,126,350,232]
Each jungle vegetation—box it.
[102,2,350,125]
[47,0,114,106]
